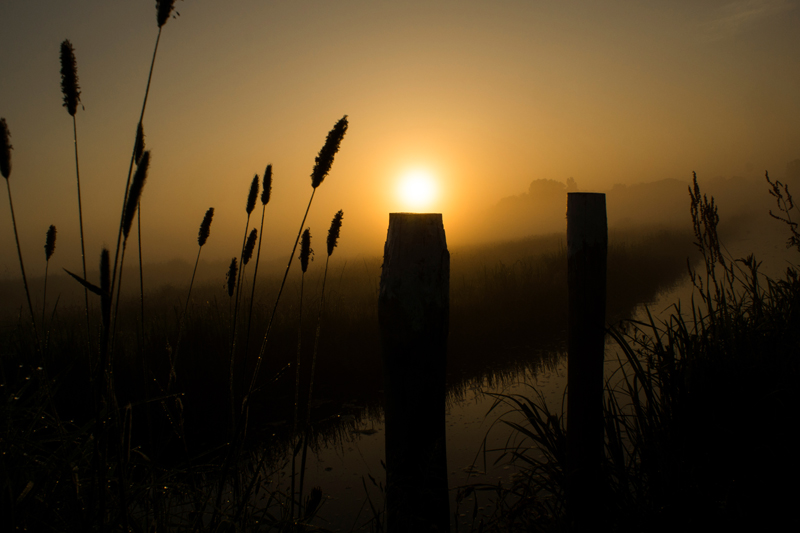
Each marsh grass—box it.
[470,174,800,532]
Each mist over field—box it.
[3,161,800,320]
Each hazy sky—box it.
[1,0,799,277]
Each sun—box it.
[398,169,437,211]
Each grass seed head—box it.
[134,123,145,164]
[198,207,214,247]
[45,225,57,261]
[300,228,313,273]
[0,118,11,179]
[327,210,344,257]
[246,174,259,215]
[311,115,348,188]
[123,151,150,240]
[156,1,177,28]
[261,164,272,205]
[59,40,81,117]
[243,228,258,265]
[226,257,238,297]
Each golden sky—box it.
[1,0,799,277]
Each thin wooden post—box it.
[379,213,450,533]
[566,193,608,532]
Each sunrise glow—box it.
[398,169,438,211]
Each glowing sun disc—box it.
[399,169,437,209]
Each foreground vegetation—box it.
[470,174,800,532]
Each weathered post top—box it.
[567,193,608,257]
[380,213,449,336]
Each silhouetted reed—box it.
[186,206,214,316]
[172,207,214,376]
[299,209,343,512]
[243,164,273,383]
[226,257,238,299]
[156,0,177,28]
[215,115,348,528]
[243,228,257,265]
[134,122,145,164]
[1,118,38,345]
[43,225,57,326]
[0,117,10,178]
[291,227,313,520]
[248,116,348,402]
[112,151,150,342]
[59,40,81,116]
[110,0,179,310]
[229,175,259,428]
[60,39,91,341]
[311,117,349,189]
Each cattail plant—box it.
[248,117,348,400]
[60,40,90,337]
[1,118,39,344]
[43,225,57,324]
[292,227,313,520]
[299,210,343,508]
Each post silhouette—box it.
[379,213,450,533]
[566,192,608,532]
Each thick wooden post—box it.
[379,213,450,533]
[566,193,608,532]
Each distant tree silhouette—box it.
[566,176,578,192]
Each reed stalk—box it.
[229,175,259,428]
[60,40,90,340]
[291,228,313,520]
[135,125,146,346]
[247,116,348,403]
[43,225,57,327]
[110,0,176,309]
[242,165,273,389]
[112,152,150,352]
[1,118,39,346]
[178,209,214,337]
[298,210,343,511]
[167,207,214,390]
[212,118,347,530]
